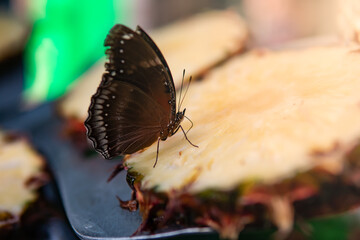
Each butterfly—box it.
[85,24,197,167]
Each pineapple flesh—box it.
[338,0,360,43]
[125,46,360,238]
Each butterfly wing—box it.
[85,79,166,159]
[104,24,177,120]
[85,24,176,159]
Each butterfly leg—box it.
[153,137,161,168]
[184,115,194,135]
[180,125,198,148]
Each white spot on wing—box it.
[122,34,132,40]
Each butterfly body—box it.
[85,24,195,162]
[161,109,186,140]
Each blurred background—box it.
[0,0,359,239]
[0,0,341,105]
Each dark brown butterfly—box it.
[85,24,197,167]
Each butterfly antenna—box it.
[178,69,186,112]
[179,75,192,110]
[180,125,198,148]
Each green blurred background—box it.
[23,0,132,102]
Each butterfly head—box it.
[176,108,186,123]
[163,108,186,139]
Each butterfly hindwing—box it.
[85,76,167,159]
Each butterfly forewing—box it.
[85,24,177,159]
[104,25,176,119]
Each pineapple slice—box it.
[151,10,248,86]
[127,46,360,192]
[125,46,360,238]
[59,10,248,123]
[0,131,45,228]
